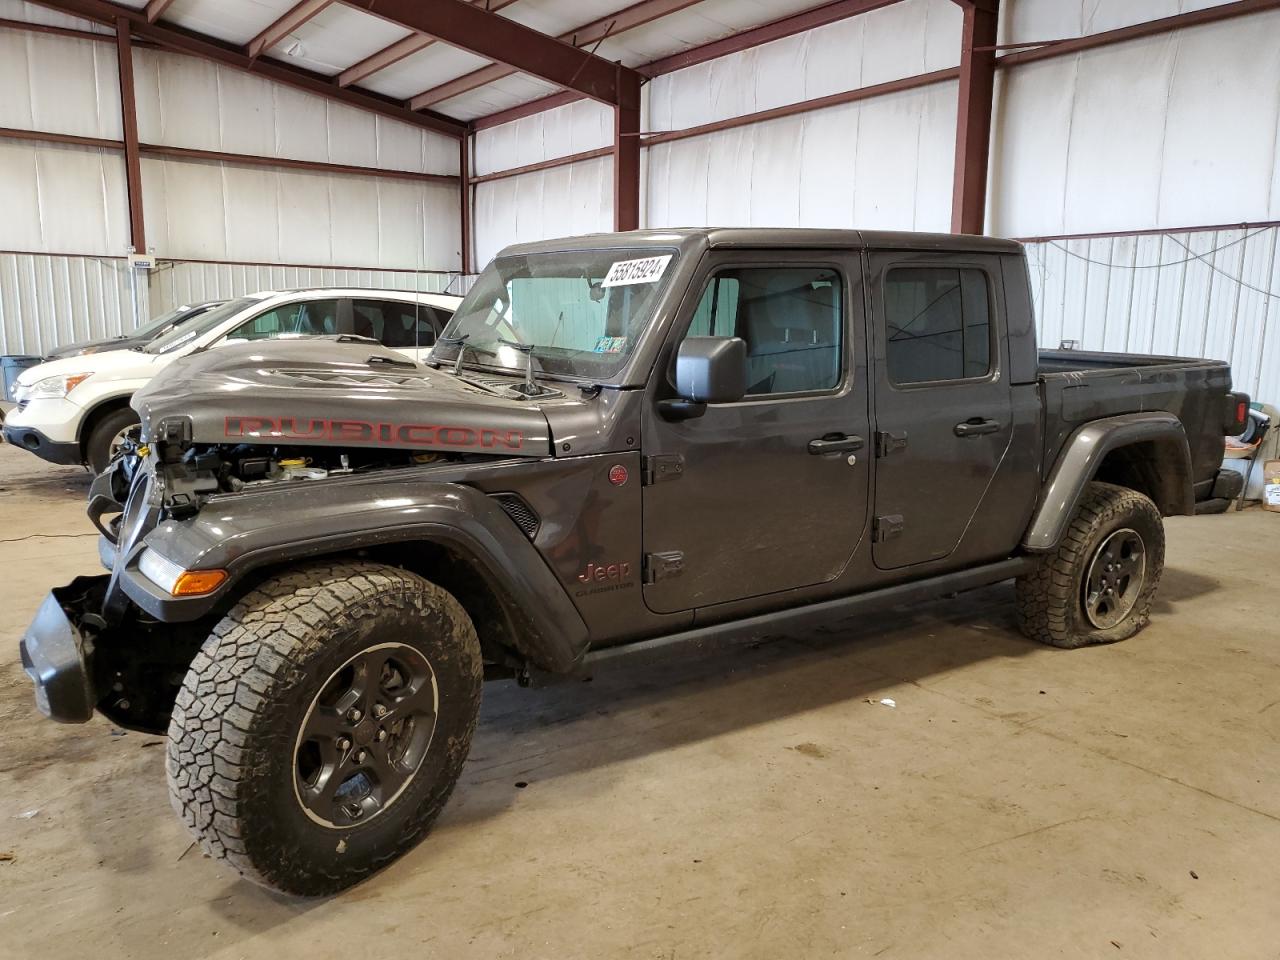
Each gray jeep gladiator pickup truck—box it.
[20,228,1248,895]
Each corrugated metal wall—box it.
[1024,225,1280,403]
[0,16,462,356]
[150,261,472,314]
[0,252,136,356]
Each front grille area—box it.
[490,493,540,540]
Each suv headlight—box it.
[138,548,227,597]
[14,372,92,402]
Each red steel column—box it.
[613,69,642,231]
[115,16,145,252]
[459,130,472,274]
[950,0,999,235]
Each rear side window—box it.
[352,299,439,349]
[685,267,842,396]
[884,268,991,385]
[225,299,342,341]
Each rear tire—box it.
[85,407,140,473]
[166,561,483,896]
[1016,482,1164,649]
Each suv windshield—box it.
[143,297,262,355]
[129,302,216,340]
[433,248,678,379]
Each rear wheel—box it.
[166,561,483,896]
[85,407,140,473]
[1016,482,1164,648]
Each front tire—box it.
[166,561,483,896]
[1016,482,1165,648]
[85,407,140,473]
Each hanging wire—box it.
[1043,226,1271,269]
[1035,226,1280,302]
[1162,233,1280,301]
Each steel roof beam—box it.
[144,0,175,22]
[28,0,467,137]
[407,0,703,111]
[338,0,521,89]
[347,0,642,107]
[248,0,335,60]
[473,0,908,128]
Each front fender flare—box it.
[122,478,590,673]
[1023,412,1193,552]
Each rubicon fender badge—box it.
[608,464,629,486]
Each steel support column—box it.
[459,132,472,274]
[115,17,145,253]
[950,0,999,235]
[613,70,642,232]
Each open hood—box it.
[131,339,552,458]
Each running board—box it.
[529,556,1037,684]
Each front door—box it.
[867,254,1014,569]
[641,253,870,614]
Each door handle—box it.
[954,418,1000,437]
[808,434,865,455]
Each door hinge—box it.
[873,515,904,542]
[875,431,908,458]
[643,454,684,486]
[644,551,685,584]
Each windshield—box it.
[433,247,678,379]
[144,297,261,355]
[129,302,219,340]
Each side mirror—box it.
[662,336,746,420]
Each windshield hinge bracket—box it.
[642,454,684,486]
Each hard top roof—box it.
[498,227,1023,259]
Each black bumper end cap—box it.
[2,424,83,466]
[19,592,95,724]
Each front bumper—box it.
[18,578,107,723]
[2,422,82,465]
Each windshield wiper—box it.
[437,333,471,374]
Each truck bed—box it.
[1036,349,1232,500]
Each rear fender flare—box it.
[1023,412,1193,552]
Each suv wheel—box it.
[85,407,141,473]
[1016,482,1165,648]
[166,561,483,896]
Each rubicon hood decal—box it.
[223,415,525,451]
[133,339,552,457]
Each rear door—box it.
[640,251,871,613]
[351,298,443,362]
[867,253,1014,569]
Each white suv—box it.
[3,288,460,471]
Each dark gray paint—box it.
[19,228,1241,724]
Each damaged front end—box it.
[20,339,565,732]
[21,444,218,733]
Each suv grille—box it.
[490,493,539,539]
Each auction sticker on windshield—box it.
[601,254,673,288]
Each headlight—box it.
[14,372,92,402]
[138,548,227,597]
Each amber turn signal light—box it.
[172,569,228,596]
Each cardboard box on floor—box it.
[1265,460,1280,512]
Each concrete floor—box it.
[1,441,1278,959]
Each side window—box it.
[353,300,438,349]
[884,268,991,385]
[685,267,842,396]
[225,299,341,342]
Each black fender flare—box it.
[120,478,590,673]
[1023,412,1193,552]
